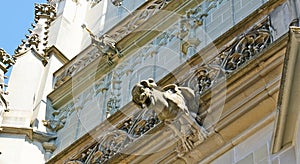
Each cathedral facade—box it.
[1,0,300,163]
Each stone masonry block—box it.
[233,0,242,11]
[254,144,269,163]
[236,153,254,164]
[235,0,262,23]
[211,149,235,164]
[212,1,232,20]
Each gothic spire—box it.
[13,3,56,63]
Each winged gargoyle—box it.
[131,78,207,154]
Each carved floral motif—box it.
[67,130,132,164]
[110,0,173,41]
[181,19,273,95]
[67,109,160,163]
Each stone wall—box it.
[48,0,288,157]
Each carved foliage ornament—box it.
[66,130,132,164]
[110,0,173,41]
[66,110,159,163]
[182,19,273,95]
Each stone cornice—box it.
[0,126,56,143]
[45,45,69,64]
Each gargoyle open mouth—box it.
[143,95,152,107]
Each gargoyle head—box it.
[131,78,157,109]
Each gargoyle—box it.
[82,24,122,65]
[131,78,207,154]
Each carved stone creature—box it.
[82,24,122,65]
[94,34,122,61]
[132,79,194,121]
[132,79,207,154]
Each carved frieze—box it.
[181,19,273,95]
[45,76,111,132]
[66,108,160,163]
[110,0,173,41]
[119,109,160,138]
[67,130,132,164]
[54,49,101,88]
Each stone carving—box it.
[110,0,173,41]
[61,14,271,164]
[182,65,220,96]
[0,48,15,69]
[45,76,111,132]
[0,49,15,112]
[131,79,207,153]
[177,19,273,127]
[50,5,271,139]
[119,108,160,138]
[179,0,227,55]
[106,96,120,117]
[66,108,161,163]
[34,3,56,21]
[67,130,132,164]
[42,103,72,132]
[111,0,123,6]
[223,25,272,71]
[132,79,191,119]
[53,0,229,88]
[182,19,273,95]
[14,3,56,63]
[82,24,121,65]
[64,19,272,162]
[54,48,101,88]
[106,71,122,117]
[42,119,66,132]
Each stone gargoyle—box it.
[131,78,207,154]
[82,24,122,65]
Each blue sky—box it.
[0,0,46,55]
[0,1,46,83]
